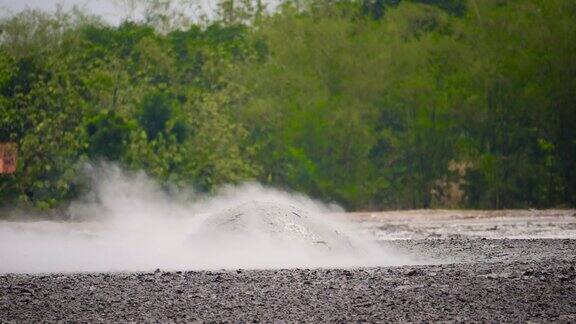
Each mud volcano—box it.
[190,200,355,251]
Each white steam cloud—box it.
[0,164,412,273]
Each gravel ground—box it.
[2,238,575,322]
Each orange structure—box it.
[0,142,17,174]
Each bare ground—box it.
[1,210,576,322]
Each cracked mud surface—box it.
[2,238,575,322]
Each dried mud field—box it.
[2,210,576,322]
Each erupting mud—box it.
[0,166,408,273]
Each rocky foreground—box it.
[1,238,575,322]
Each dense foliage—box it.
[0,0,574,211]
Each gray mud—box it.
[2,238,575,322]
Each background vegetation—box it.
[0,0,574,211]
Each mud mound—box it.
[190,201,355,251]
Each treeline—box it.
[0,0,574,211]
